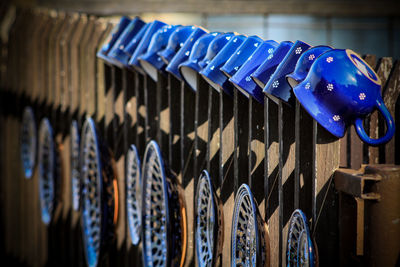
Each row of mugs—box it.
[98,16,395,146]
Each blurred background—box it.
[10,0,400,58]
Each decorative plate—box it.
[195,170,224,267]
[20,106,37,179]
[80,117,118,267]
[38,118,55,225]
[286,209,317,267]
[231,184,270,267]
[126,144,142,245]
[70,120,80,211]
[142,140,187,267]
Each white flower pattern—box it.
[326,57,333,63]
[327,83,334,91]
[272,80,279,88]
[268,48,274,54]
[308,54,315,61]
[359,93,366,100]
[245,76,252,82]
[305,82,311,90]
[295,47,302,54]
[267,54,273,60]
[333,115,341,121]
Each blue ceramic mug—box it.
[107,17,146,68]
[178,32,220,91]
[97,16,131,64]
[128,20,168,73]
[166,27,208,80]
[199,35,246,95]
[229,40,279,103]
[198,32,235,71]
[251,41,293,89]
[158,25,197,65]
[138,25,179,81]
[286,45,333,89]
[293,49,395,146]
[121,23,150,67]
[220,35,263,79]
[263,40,311,106]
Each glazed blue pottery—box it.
[251,41,293,89]
[158,26,197,64]
[286,45,333,89]
[166,27,207,80]
[199,35,246,95]
[97,16,131,64]
[286,209,316,267]
[220,35,263,78]
[128,20,168,73]
[107,17,146,68]
[264,40,311,106]
[178,32,220,91]
[293,49,395,146]
[198,32,235,70]
[121,23,150,67]
[229,40,279,104]
[138,25,179,81]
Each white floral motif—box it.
[234,66,239,71]
[268,48,274,54]
[295,47,302,54]
[308,54,315,61]
[210,66,215,70]
[185,51,190,56]
[333,115,341,121]
[326,57,333,63]
[245,76,252,82]
[267,54,273,60]
[255,43,259,47]
[305,82,311,90]
[272,80,279,88]
[327,83,334,91]
[359,93,366,100]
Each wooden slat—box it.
[381,61,400,164]
[312,122,340,266]
[180,82,196,267]
[168,74,182,175]
[233,90,249,192]
[278,101,296,266]
[219,89,234,267]
[368,57,393,164]
[264,96,279,267]
[295,101,314,218]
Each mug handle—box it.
[354,97,395,146]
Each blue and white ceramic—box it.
[178,32,220,91]
[107,17,146,68]
[264,40,311,106]
[251,41,293,89]
[126,144,142,245]
[229,40,279,103]
[293,49,395,146]
[158,25,197,65]
[200,35,246,95]
[166,27,207,80]
[138,25,179,81]
[20,106,37,179]
[121,23,150,67]
[128,20,168,73]
[220,35,263,78]
[287,209,316,267]
[97,16,131,64]
[286,45,333,89]
[198,32,235,70]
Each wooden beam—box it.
[41,1,400,16]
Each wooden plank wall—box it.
[1,7,400,267]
